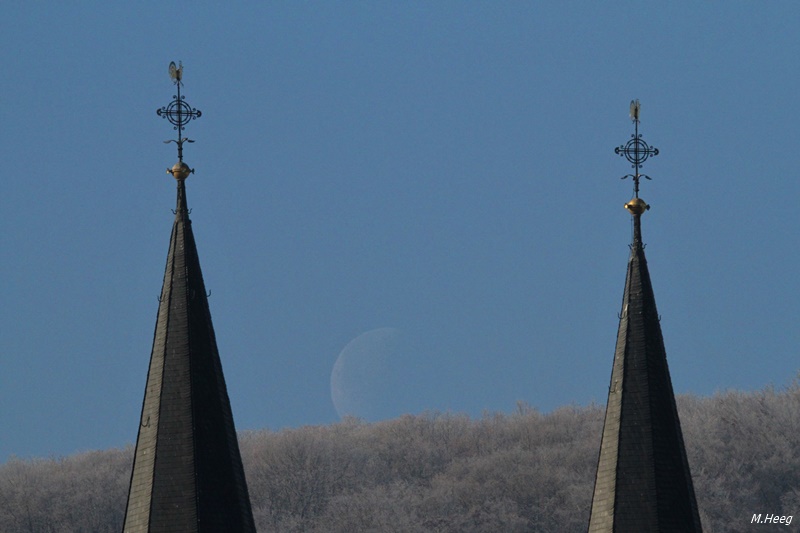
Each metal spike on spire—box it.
[615,99,658,198]
[158,60,201,177]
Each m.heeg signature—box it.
[751,513,793,525]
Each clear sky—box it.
[2,2,799,461]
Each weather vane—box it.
[615,99,658,198]
[157,61,202,177]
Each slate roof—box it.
[123,179,256,532]
[588,214,702,532]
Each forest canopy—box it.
[1,383,798,533]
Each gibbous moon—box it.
[331,328,404,421]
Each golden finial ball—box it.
[624,197,650,215]
[168,162,192,181]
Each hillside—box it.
[1,384,798,532]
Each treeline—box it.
[1,384,798,532]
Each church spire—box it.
[588,102,702,532]
[123,63,256,533]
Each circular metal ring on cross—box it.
[619,137,658,166]
[158,96,202,129]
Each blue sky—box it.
[2,2,799,461]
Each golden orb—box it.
[624,197,650,215]
[169,162,192,181]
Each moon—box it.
[331,327,405,421]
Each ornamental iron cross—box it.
[615,99,658,197]
[157,61,202,163]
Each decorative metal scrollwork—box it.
[614,99,658,196]
[157,61,202,166]
[158,95,202,130]
[616,134,658,168]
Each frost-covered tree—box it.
[1,383,798,532]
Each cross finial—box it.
[157,61,202,178]
[615,99,658,198]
